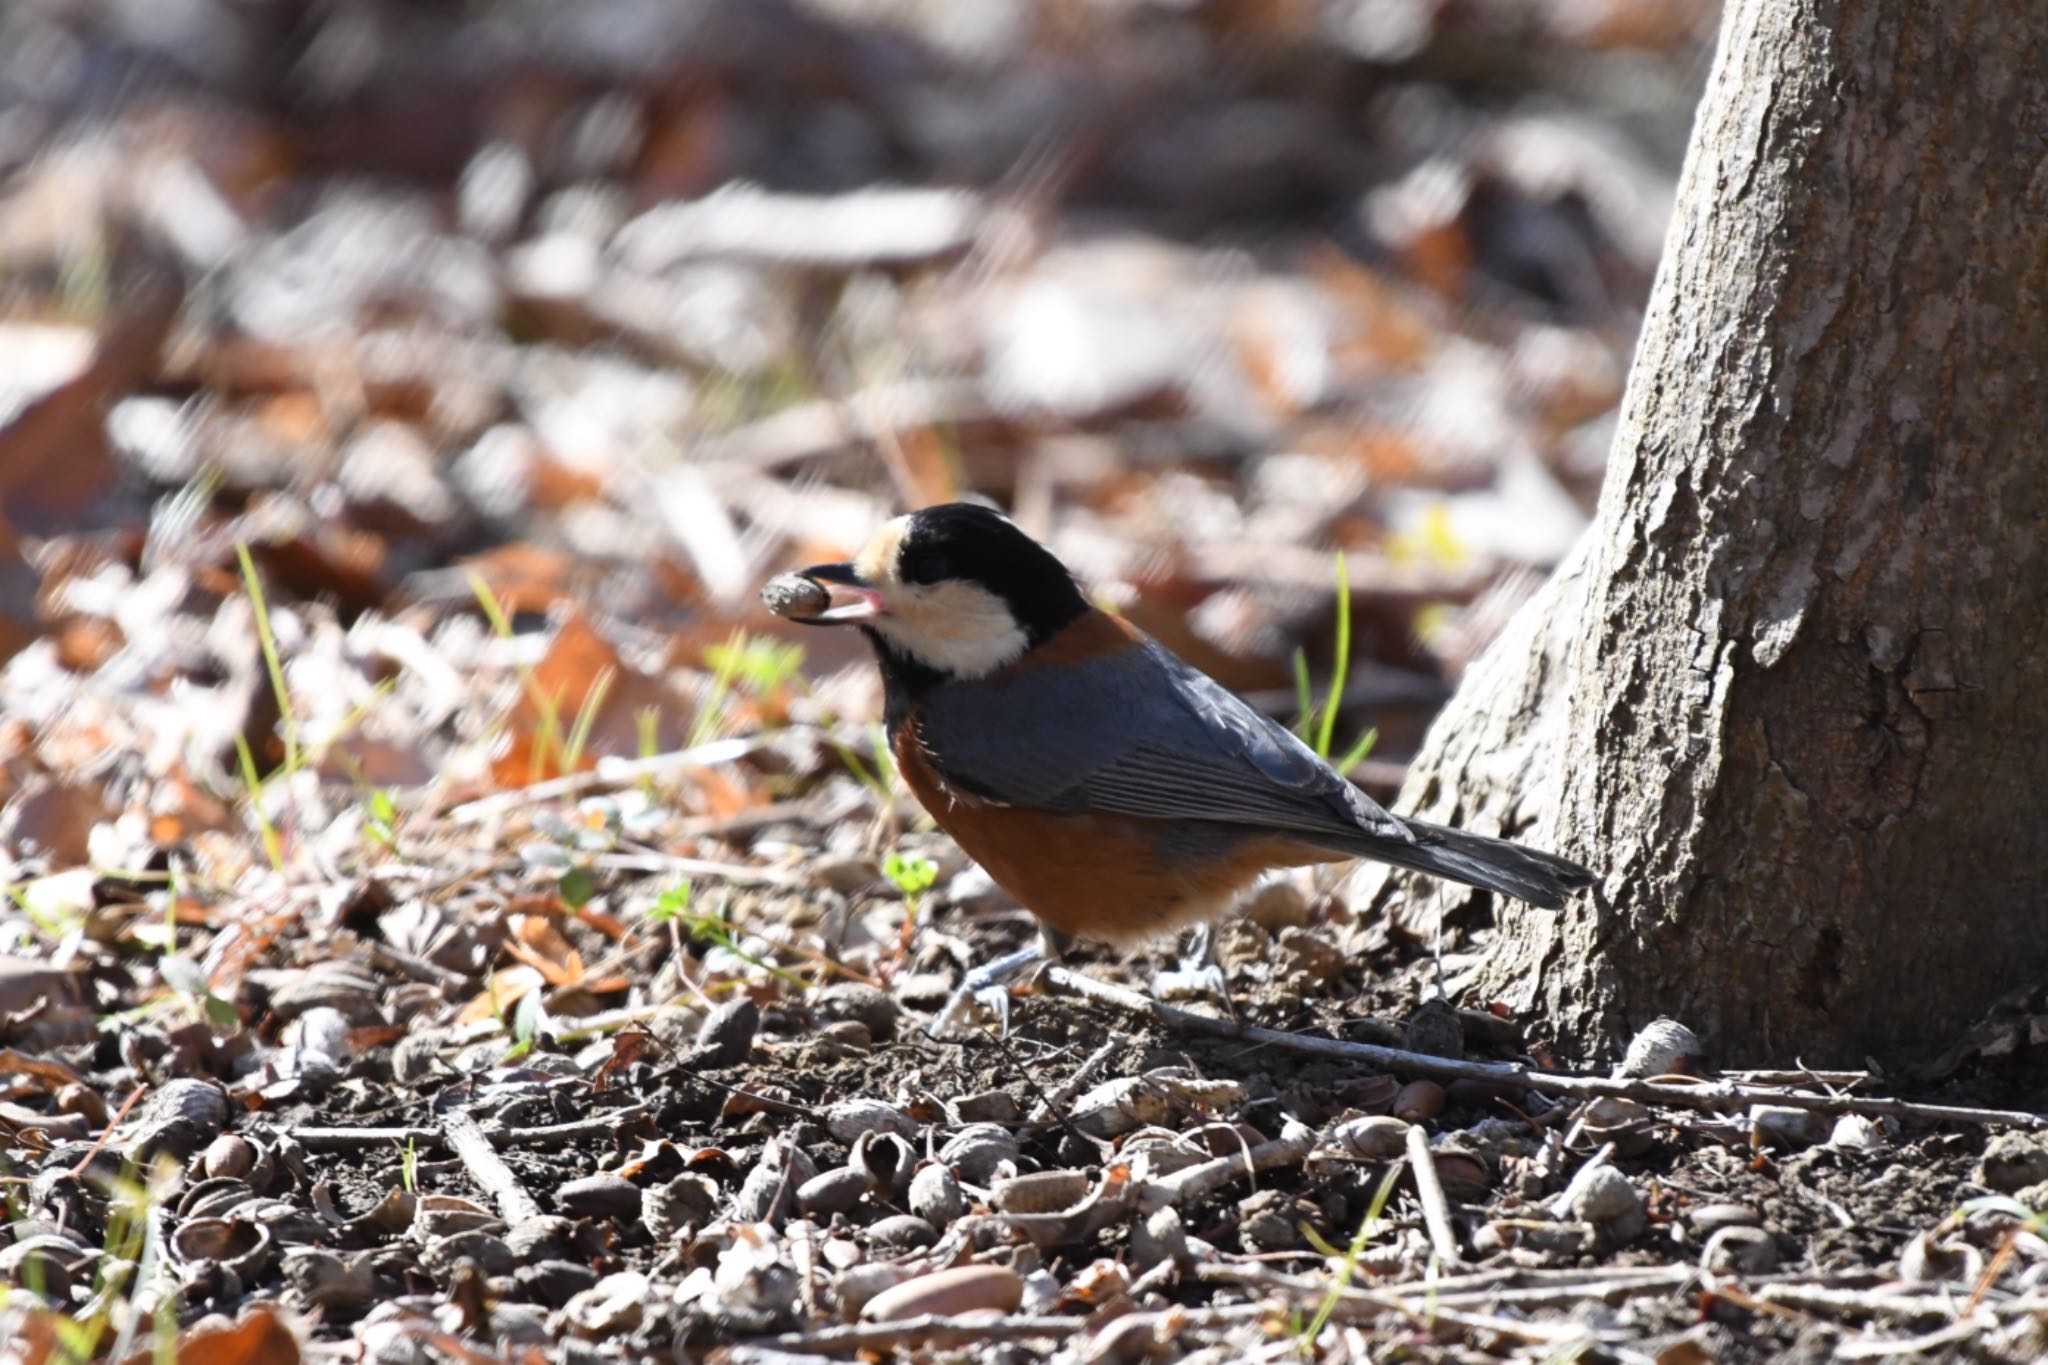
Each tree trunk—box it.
[1368,0,2048,1068]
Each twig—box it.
[1432,1266,1694,1309]
[1194,1263,1610,1346]
[591,851,809,888]
[283,1105,649,1153]
[751,1313,1080,1353]
[442,735,777,826]
[1028,1035,1125,1123]
[1039,967,2048,1130]
[442,1109,543,1226]
[1403,1123,1465,1265]
[71,1083,147,1177]
[1833,1317,1995,1359]
[745,1304,1289,1357]
[287,1124,438,1150]
[1753,1284,2048,1320]
[1136,1124,1314,1214]
[367,940,470,990]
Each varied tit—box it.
[770,503,1593,958]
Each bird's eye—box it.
[901,549,954,584]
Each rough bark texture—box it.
[1375,1,2048,1068]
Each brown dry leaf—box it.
[0,775,111,866]
[4,1310,61,1365]
[459,543,580,617]
[0,956,88,1019]
[593,1029,659,1090]
[574,907,630,942]
[116,1306,301,1365]
[247,522,390,618]
[687,765,756,823]
[490,608,683,788]
[1308,245,1435,373]
[506,913,586,987]
[454,964,546,1026]
[0,1047,87,1090]
[0,273,183,536]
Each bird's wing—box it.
[911,636,1411,844]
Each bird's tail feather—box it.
[1312,817,1594,910]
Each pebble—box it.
[861,1265,1023,1321]
[555,1173,643,1222]
[1686,1203,1760,1236]
[992,1170,1088,1214]
[815,983,902,1042]
[1333,1114,1410,1160]
[1567,1166,1643,1225]
[908,1164,964,1224]
[1392,1080,1445,1123]
[823,1099,917,1144]
[797,1167,870,1218]
[1748,1104,1827,1150]
[1701,1225,1778,1274]
[1618,1017,1705,1078]
[1978,1133,2048,1193]
[864,1214,939,1250]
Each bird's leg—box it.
[1151,920,1235,1015]
[928,926,1070,1038]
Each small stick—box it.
[442,734,772,826]
[1136,1125,1314,1214]
[1039,967,2048,1130]
[1404,1122,1464,1265]
[283,1105,649,1153]
[1753,1284,2048,1319]
[1194,1263,1608,1346]
[591,851,809,888]
[746,1310,1225,1356]
[1027,1035,1125,1122]
[442,1109,543,1226]
[366,941,469,990]
[1428,1267,1693,1309]
[71,1084,147,1177]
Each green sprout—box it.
[501,988,546,1064]
[1292,550,1379,772]
[666,889,807,989]
[884,849,940,962]
[1296,1161,1403,1349]
[365,788,399,851]
[646,881,694,925]
[691,631,806,747]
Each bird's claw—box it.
[1151,961,1233,1010]
[927,942,1047,1038]
[1151,923,1236,1015]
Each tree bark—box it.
[1369,1,2048,1068]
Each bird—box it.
[771,502,1593,1017]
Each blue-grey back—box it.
[913,634,1411,845]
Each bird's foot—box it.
[927,942,1048,1038]
[1150,922,1235,1016]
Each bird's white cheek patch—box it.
[873,582,1029,679]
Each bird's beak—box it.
[793,563,886,624]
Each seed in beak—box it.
[763,564,886,624]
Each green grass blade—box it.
[235,542,300,777]
[1315,550,1350,759]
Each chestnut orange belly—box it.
[895,726,1325,943]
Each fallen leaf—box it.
[116,1305,301,1365]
